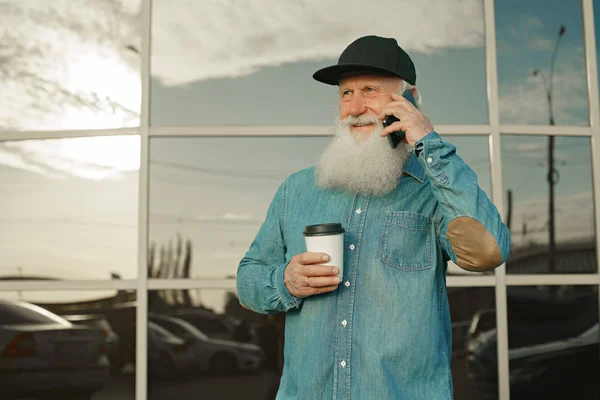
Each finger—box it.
[380,121,408,137]
[312,285,340,294]
[302,264,340,277]
[391,93,417,109]
[298,252,330,265]
[299,284,339,297]
[307,276,342,288]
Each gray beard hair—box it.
[315,115,412,196]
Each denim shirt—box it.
[237,132,511,400]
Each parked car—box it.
[169,308,249,342]
[467,308,496,341]
[467,324,599,400]
[147,321,197,379]
[509,323,599,400]
[0,299,110,399]
[62,314,120,373]
[149,313,263,374]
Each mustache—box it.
[340,115,382,129]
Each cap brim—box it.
[312,63,403,86]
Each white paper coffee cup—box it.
[303,223,345,280]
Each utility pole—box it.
[532,25,565,274]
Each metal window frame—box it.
[0,1,599,400]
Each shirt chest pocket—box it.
[379,211,433,271]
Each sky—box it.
[0,0,598,310]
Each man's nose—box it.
[349,95,367,117]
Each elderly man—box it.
[237,35,511,400]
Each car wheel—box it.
[209,352,237,374]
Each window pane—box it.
[507,286,599,399]
[444,135,494,276]
[495,0,588,125]
[148,289,282,399]
[150,136,492,279]
[0,136,140,280]
[451,287,497,399]
[501,135,597,274]
[0,0,142,131]
[150,0,487,126]
[0,290,136,399]
[148,136,328,279]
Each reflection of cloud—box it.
[504,142,546,152]
[528,36,554,51]
[502,14,548,52]
[511,191,594,247]
[498,12,587,125]
[0,136,140,180]
[151,0,484,86]
[499,62,587,125]
[0,0,141,130]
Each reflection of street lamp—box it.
[532,25,566,273]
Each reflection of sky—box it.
[496,0,587,125]
[0,137,139,280]
[0,0,141,131]
[501,136,595,248]
[148,136,490,279]
[150,0,488,125]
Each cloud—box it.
[0,0,141,130]
[528,36,554,51]
[499,60,588,125]
[510,190,595,247]
[151,0,485,86]
[0,136,140,180]
[504,142,546,152]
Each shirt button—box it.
[427,157,433,163]
[340,360,346,368]
[342,320,347,327]
[356,208,361,214]
[349,244,355,250]
[345,281,350,287]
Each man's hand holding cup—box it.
[283,252,341,298]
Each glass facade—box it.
[1,1,599,399]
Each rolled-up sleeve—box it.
[237,179,303,314]
[415,132,512,271]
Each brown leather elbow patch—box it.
[447,217,503,271]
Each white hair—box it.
[397,80,423,109]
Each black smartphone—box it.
[383,89,417,148]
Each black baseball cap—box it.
[313,35,416,86]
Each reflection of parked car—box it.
[147,321,197,378]
[451,320,471,356]
[509,323,599,400]
[466,322,600,400]
[149,314,263,373]
[0,300,110,400]
[169,309,242,341]
[62,314,120,373]
[467,308,496,341]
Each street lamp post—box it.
[532,25,566,274]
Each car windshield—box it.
[0,301,70,325]
[156,317,209,341]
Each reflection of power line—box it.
[150,214,263,226]
[0,217,136,228]
[150,159,285,180]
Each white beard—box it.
[315,115,412,196]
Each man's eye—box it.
[365,87,375,93]
[343,90,352,96]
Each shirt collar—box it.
[402,155,425,183]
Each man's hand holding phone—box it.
[379,91,434,148]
